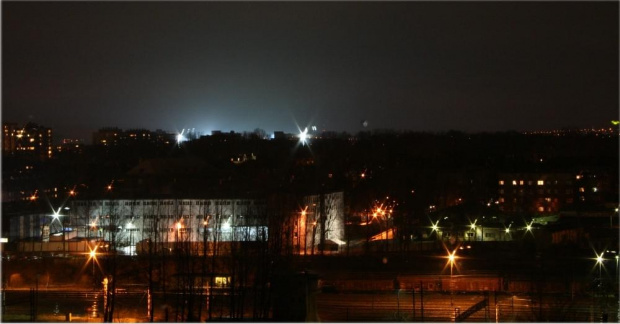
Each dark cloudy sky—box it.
[3,1,618,141]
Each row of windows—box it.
[499,197,574,204]
[464,232,498,238]
[144,227,263,234]
[91,214,253,220]
[499,180,572,186]
[499,189,572,195]
[75,200,266,207]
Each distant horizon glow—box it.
[5,118,618,145]
[4,2,618,143]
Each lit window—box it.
[592,187,598,192]
[512,180,517,186]
[519,180,524,185]
[215,276,231,287]
[579,187,585,193]
[538,207,544,212]
[537,180,544,186]
[499,180,504,185]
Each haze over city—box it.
[3,1,618,141]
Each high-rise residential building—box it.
[2,122,53,159]
[3,122,18,152]
[497,173,576,214]
[92,127,124,146]
[56,138,85,154]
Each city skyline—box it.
[3,2,619,141]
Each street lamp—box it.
[88,246,98,290]
[447,250,457,306]
[431,220,439,233]
[469,219,478,241]
[89,219,99,240]
[49,207,68,255]
[593,251,605,307]
[595,253,604,278]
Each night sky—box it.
[3,1,618,141]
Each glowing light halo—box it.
[298,127,309,146]
[440,242,461,274]
[176,129,187,145]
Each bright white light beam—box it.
[298,127,309,146]
[176,129,187,145]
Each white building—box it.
[14,198,268,256]
[10,192,348,256]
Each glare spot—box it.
[298,127,309,146]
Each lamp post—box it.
[89,247,98,290]
[596,253,604,295]
[616,255,618,281]
[594,252,605,321]
[50,208,66,256]
[470,223,476,241]
[448,250,456,307]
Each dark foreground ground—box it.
[2,242,619,322]
[2,286,618,322]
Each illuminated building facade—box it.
[11,198,268,256]
[55,139,85,154]
[10,192,348,256]
[295,192,345,255]
[497,173,576,214]
[2,122,53,160]
[92,127,124,146]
